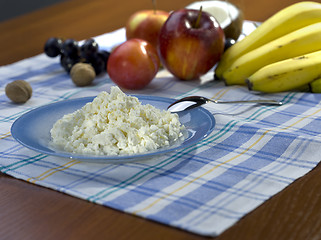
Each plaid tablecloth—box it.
[1,22,321,236]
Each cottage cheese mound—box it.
[50,87,185,156]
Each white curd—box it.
[50,86,184,155]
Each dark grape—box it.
[224,38,236,51]
[60,54,80,73]
[62,39,79,59]
[44,37,63,57]
[98,50,110,65]
[213,72,220,81]
[90,54,106,75]
[80,39,99,59]
[45,36,109,75]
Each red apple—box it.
[158,9,225,80]
[126,10,170,49]
[107,39,160,90]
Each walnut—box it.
[70,63,96,86]
[5,80,32,103]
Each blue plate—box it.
[11,95,215,163]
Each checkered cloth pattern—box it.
[1,22,321,236]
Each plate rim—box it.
[11,95,216,163]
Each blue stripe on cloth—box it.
[116,131,294,218]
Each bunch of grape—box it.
[44,37,110,75]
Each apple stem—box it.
[194,6,203,29]
[152,0,157,14]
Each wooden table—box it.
[1,0,321,239]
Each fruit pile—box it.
[44,37,110,76]
[44,2,236,90]
[215,1,321,93]
[44,2,321,93]
[107,7,225,89]
[105,9,169,90]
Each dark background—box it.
[0,0,66,22]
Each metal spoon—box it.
[167,96,283,113]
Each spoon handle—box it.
[209,99,283,105]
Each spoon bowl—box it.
[168,96,283,113]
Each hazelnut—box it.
[70,63,96,86]
[5,80,32,103]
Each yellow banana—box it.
[247,50,321,93]
[215,1,321,79]
[309,78,321,93]
[222,21,321,85]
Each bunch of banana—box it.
[214,1,321,93]
[247,50,321,92]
